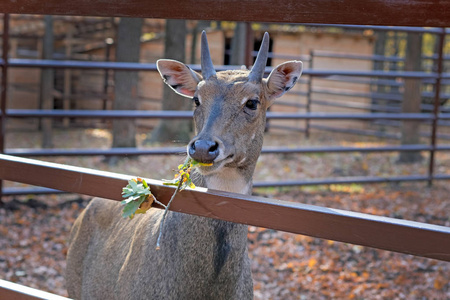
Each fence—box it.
[1,29,450,194]
[1,0,450,298]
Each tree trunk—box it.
[40,15,54,148]
[112,18,143,149]
[150,19,191,143]
[190,22,199,64]
[398,32,423,163]
[230,22,247,66]
[371,31,388,124]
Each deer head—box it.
[157,31,302,189]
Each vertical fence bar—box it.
[305,50,314,138]
[244,22,253,69]
[0,13,9,202]
[428,28,446,186]
[0,14,9,153]
[103,38,113,111]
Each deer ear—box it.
[157,59,203,98]
[265,60,303,106]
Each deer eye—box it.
[192,96,200,107]
[245,99,259,110]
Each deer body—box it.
[66,32,302,299]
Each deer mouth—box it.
[191,153,235,176]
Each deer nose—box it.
[189,139,219,163]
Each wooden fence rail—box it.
[0,0,449,27]
[1,154,449,262]
[0,279,71,300]
[1,0,450,298]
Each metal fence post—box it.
[244,22,253,69]
[305,50,314,138]
[103,38,113,111]
[428,28,446,186]
[0,13,9,202]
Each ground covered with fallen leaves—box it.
[1,128,449,298]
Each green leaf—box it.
[122,195,146,219]
[142,179,149,189]
[122,186,133,193]
[128,179,139,191]
[121,195,141,205]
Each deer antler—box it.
[201,31,216,80]
[249,32,269,83]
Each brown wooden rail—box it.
[1,154,449,262]
[0,279,71,300]
[0,0,449,27]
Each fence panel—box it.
[1,154,449,262]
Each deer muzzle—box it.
[188,139,220,164]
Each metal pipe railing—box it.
[1,19,449,195]
[0,14,9,201]
[2,58,449,80]
[4,109,446,120]
[6,144,450,157]
[297,23,450,34]
[428,28,447,186]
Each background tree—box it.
[40,15,54,148]
[150,19,191,143]
[230,22,247,66]
[371,31,387,112]
[112,17,143,149]
[398,32,423,163]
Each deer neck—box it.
[190,150,259,195]
[202,167,252,195]
[158,164,254,292]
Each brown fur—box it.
[66,56,302,299]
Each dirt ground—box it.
[1,128,449,299]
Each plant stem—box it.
[155,175,183,250]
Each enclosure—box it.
[0,0,450,299]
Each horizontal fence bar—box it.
[6,174,450,197]
[5,144,450,157]
[0,154,449,261]
[298,24,449,34]
[306,69,443,79]
[3,186,63,195]
[252,175,446,187]
[2,58,450,79]
[1,1,450,27]
[321,75,450,87]
[5,147,186,156]
[311,87,450,104]
[0,279,71,300]
[0,59,237,72]
[4,109,444,120]
[261,144,450,154]
[309,124,450,141]
[5,109,193,119]
[312,50,450,62]
[1,59,156,70]
[311,98,450,115]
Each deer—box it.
[66,31,302,299]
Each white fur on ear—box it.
[265,61,303,104]
[157,59,203,98]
